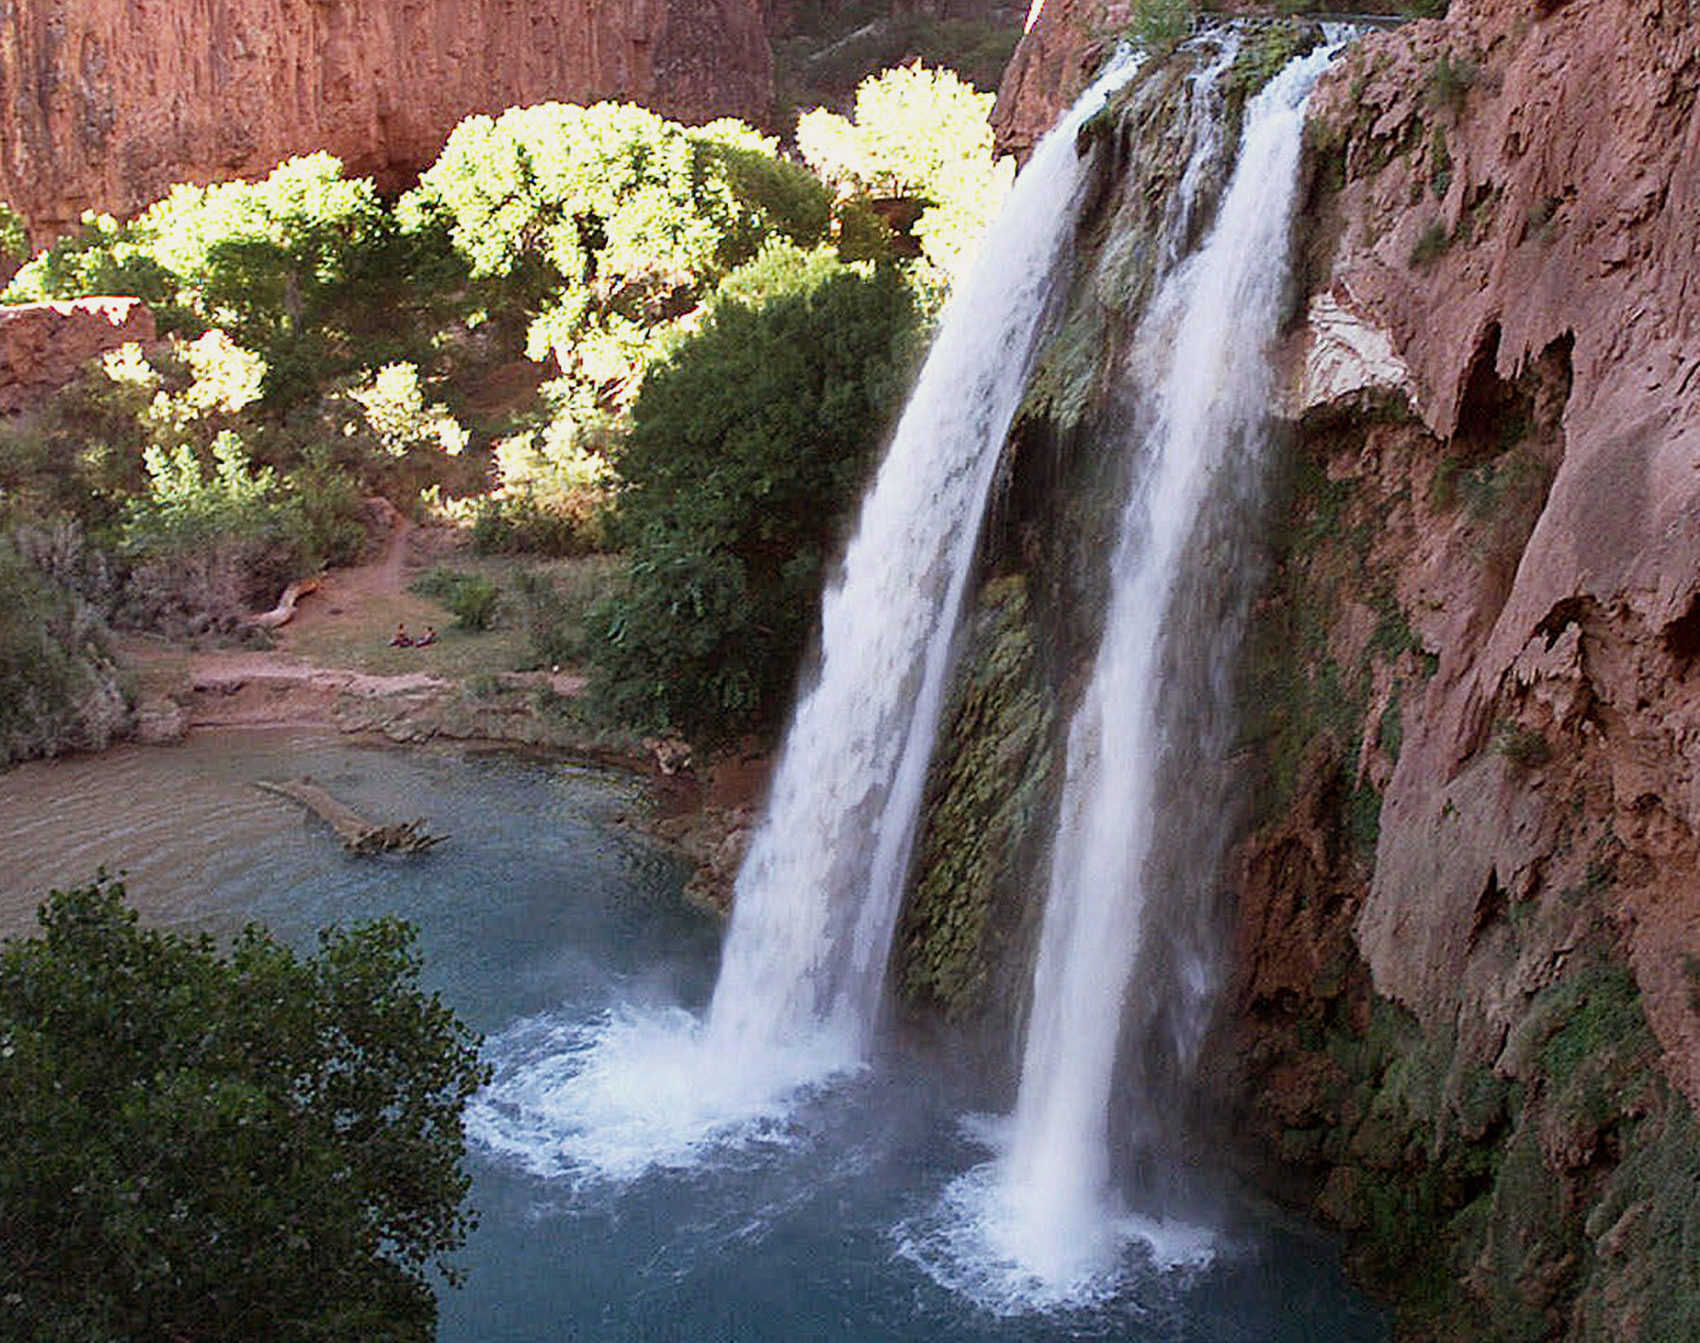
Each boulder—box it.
[0,298,155,414]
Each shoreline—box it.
[91,636,766,915]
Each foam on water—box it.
[469,1005,863,1184]
[895,1153,1214,1319]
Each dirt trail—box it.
[279,506,416,647]
[127,509,465,734]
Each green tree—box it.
[589,242,918,736]
[399,103,833,424]
[0,876,491,1341]
[797,63,1013,288]
[5,154,416,405]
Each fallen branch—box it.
[250,576,321,630]
[256,778,446,855]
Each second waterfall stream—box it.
[906,39,1345,1310]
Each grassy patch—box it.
[1493,719,1552,769]
[1425,50,1479,114]
[1410,219,1451,268]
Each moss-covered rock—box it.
[898,576,1054,1022]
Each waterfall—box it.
[468,53,1139,1182]
[704,50,1140,1067]
[909,41,1344,1308]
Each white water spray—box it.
[470,54,1138,1180]
[918,43,1343,1308]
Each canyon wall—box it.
[943,2,1700,1335]
[991,0,1130,155]
[0,0,773,239]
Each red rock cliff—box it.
[992,0,1129,155]
[996,1,1700,1329]
[0,0,772,238]
[1306,0,1700,1095]
[997,0,1700,1099]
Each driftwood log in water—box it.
[255,778,445,855]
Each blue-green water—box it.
[0,731,1387,1342]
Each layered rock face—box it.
[1305,0,1700,1087]
[991,0,1131,155]
[977,1,1700,1335]
[0,0,772,239]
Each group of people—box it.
[389,623,437,648]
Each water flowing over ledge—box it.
[469,52,1140,1184]
[922,38,1346,1309]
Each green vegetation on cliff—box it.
[1272,951,1700,1343]
[900,577,1055,1020]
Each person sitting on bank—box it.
[415,626,438,647]
[390,623,412,647]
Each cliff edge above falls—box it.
[0,0,772,238]
[992,0,1131,156]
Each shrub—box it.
[469,418,613,557]
[112,427,367,633]
[0,537,129,764]
[1426,50,1478,113]
[1410,219,1451,268]
[446,574,500,630]
[0,876,490,1341]
[280,451,371,571]
[1129,0,1192,53]
[413,566,501,631]
[588,242,918,736]
[1494,720,1552,769]
[586,542,764,734]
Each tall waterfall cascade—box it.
[704,49,1141,1065]
[907,38,1347,1309]
[469,53,1139,1181]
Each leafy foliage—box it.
[6,154,410,405]
[587,243,918,737]
[797,64,1013,287]
[0,876,491,1341]
[587,540,765,732]
[400,104,833,423]
[470,418,613,557]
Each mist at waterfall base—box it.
[469,54,1142,1186]
[913,42,1347,1311]
[0,734,1385,1339]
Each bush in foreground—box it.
[0,877,491,1341]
